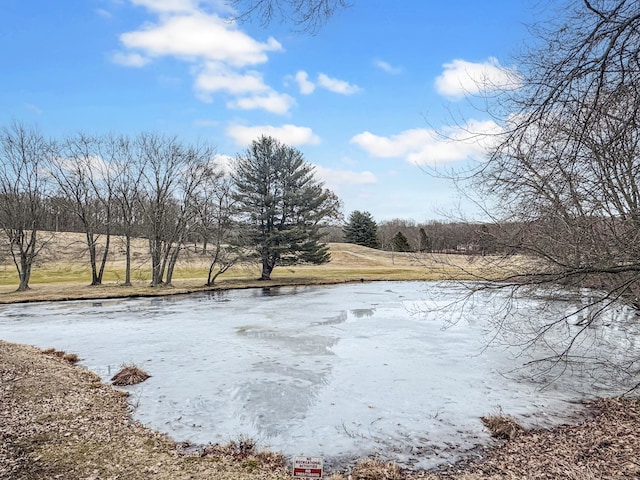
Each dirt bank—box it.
[2,340,640,479]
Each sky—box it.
[0,0,538,222]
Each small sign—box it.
[292,456,323,479]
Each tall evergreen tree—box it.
[232,135,341,280]
[419,227,431,253]
[391,231,412,252]
[343,210,379,249]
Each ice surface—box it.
[0,281,636,469]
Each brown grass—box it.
[111,364,150,386]
[350,459,404,480]
[0,232,524,304]
[41,347,80,364]
[480,415,523,440]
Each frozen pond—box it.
[0,281,637,469]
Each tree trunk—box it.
[9,230,37,292]
[96,232,110,285]
[124,235,132,286]
[164,244,181,286]
[260,256,275,280]
[149,238,163,287]
[206,247,221,286]
[87,232,100,286]
[207,261,216,286]
[17,253,31,291]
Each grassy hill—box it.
[0,232,518,303]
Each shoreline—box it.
[0,276,369,305]
[0,240,518,305]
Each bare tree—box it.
[192,168,247,286]
[137,133,216,287]
[164,156,215,286]
[137,133,180,287]
[229,0,348,33]
[52,133,114,286]
[468,0,640,379]
[0,123,52,291]
[105,134,145,286]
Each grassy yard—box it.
[0,232,520,303]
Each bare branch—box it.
[228,0,349,33]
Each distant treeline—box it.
[38,200,509,255]
[322,219,517,255]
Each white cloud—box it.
[130,0,235,14]
[317,73,361,95]
[227,92,296,115]
[120,13,281,67]
[227,124,321,147]
[373,59,401,75]
[130,0,199,13]
[314,166,377,186]
[96,8,113,18]
[350,119,502,166]
[115,5,289,111]
[295,71,315,94]
[194,62,269,98]
[211,153,234,175]
[288,71,359,95]
[56,155,115,179]
[111,51,151,67]
[434,57,520,100]
[207,0,237,15]
[351,129,432,158]
[194,63,294,113]
[24,103,43,115]
[193,118,219,127]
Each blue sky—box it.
[0,0,535,222]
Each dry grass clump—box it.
[223,436,258,458]
[208,437,286,467]
[349,459,404,480]
[41,347,80,364]
[110,364,150,386]
[177,437,258,459]
[175,438,287,474]
[480,415,523,440]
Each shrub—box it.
[111,364,150,386]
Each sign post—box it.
[292,456,323,479]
